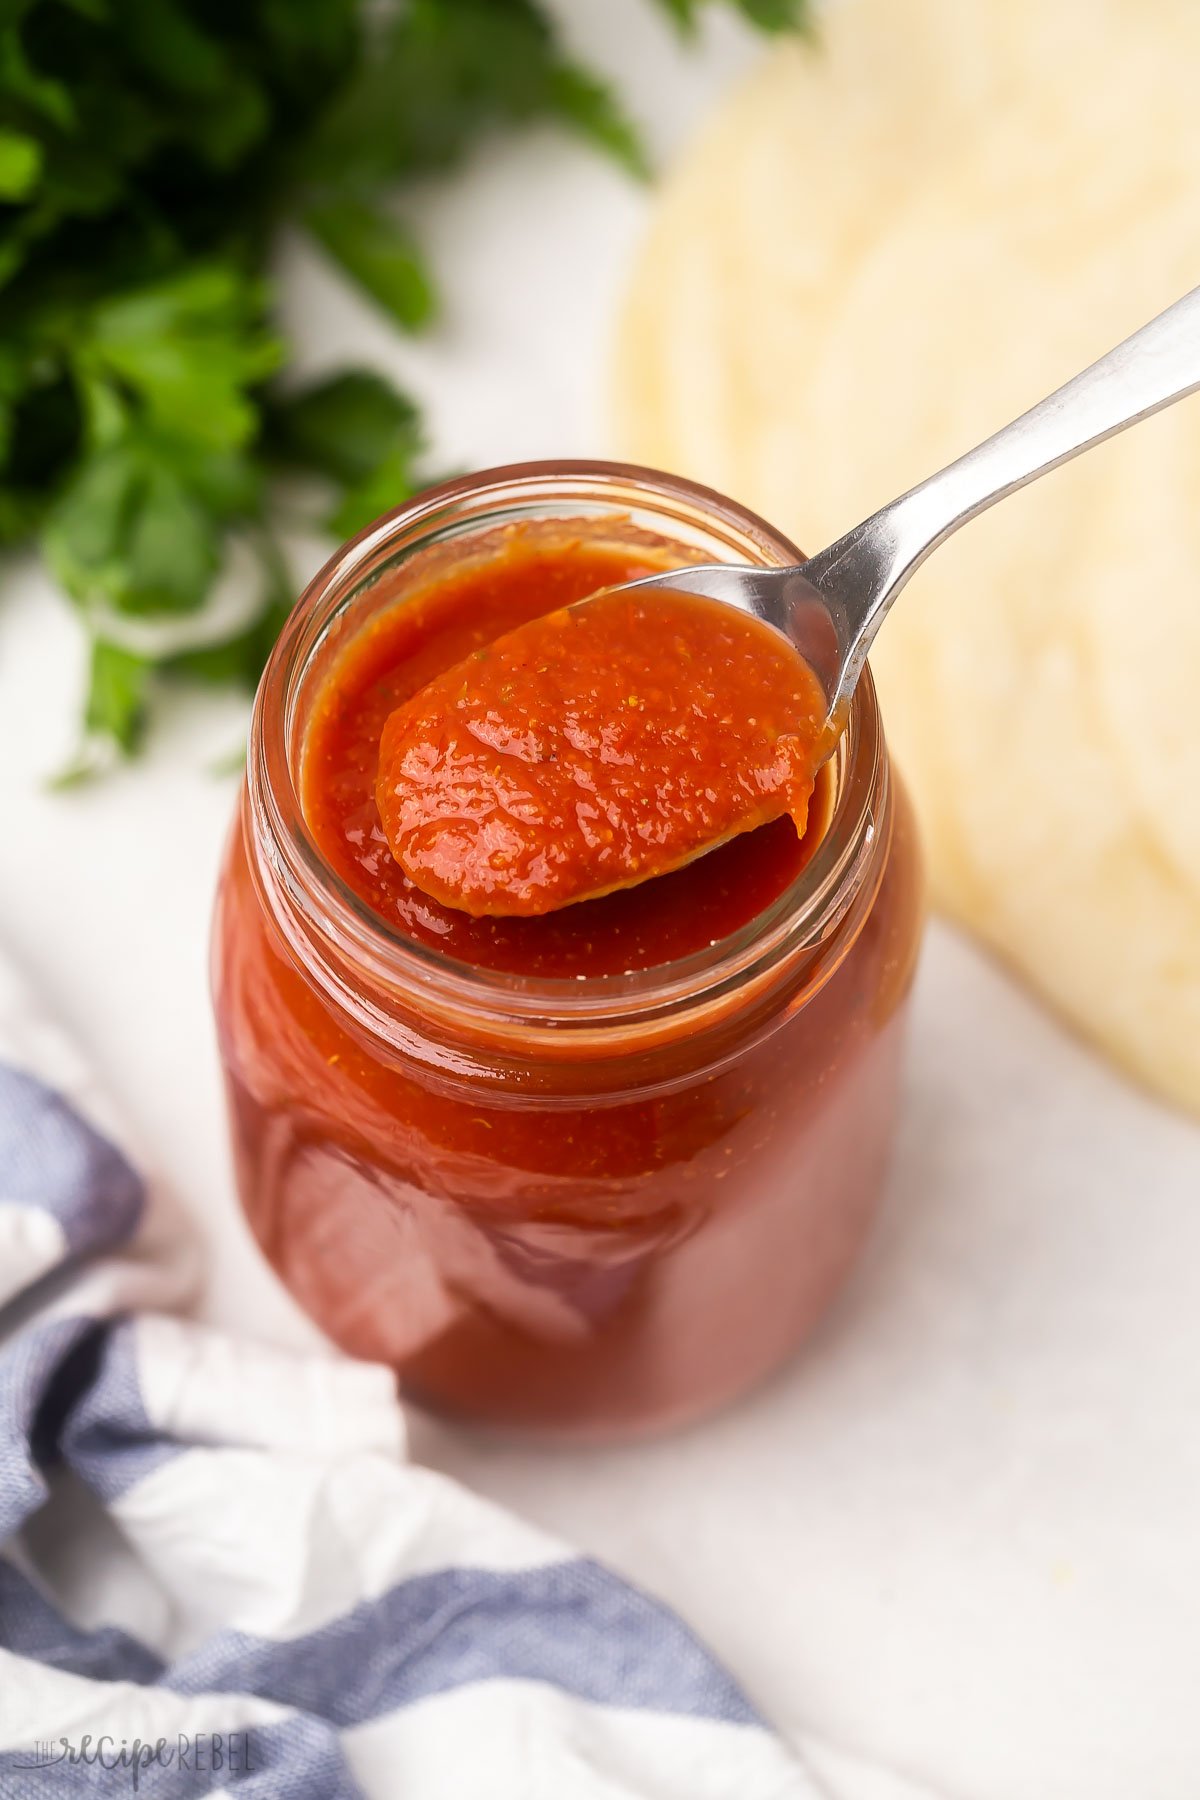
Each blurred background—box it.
[3,3,1200,1797]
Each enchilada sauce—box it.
[304,529,829,969]
[374,585,828,918]
[214,519,920,1436]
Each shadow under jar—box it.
[211,462,924,1441]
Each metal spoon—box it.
[617,283,1200,726]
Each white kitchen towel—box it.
[0,947,823,1799]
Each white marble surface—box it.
[3,6,1200,1797]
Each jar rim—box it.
[247,459,888,1035]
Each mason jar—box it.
[211,463,923,1440]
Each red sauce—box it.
[304,528,828,973]
[375,585,828,917]
[213,506,923,1439]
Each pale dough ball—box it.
[614,0,1200,1112]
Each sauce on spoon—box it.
[377,581,828,918]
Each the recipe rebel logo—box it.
[12,1731,258,1789]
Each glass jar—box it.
[211,463,923,1441]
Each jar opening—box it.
[247,461,887,1034]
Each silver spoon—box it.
[618,283,1200,726]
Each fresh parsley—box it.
[0,0,807,770]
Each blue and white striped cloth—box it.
[0,949,820,1798]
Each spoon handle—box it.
[805,283,1200,713]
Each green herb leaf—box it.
[0,128,43,199]
[547,66,648,178]
[43,432,235,616]
[61,0,109,22]
[0,23,76,131]
[306,196,435,329]
[108,0,271,166]
[654,0,810,28]
[736,0,811,28]
[327,444,422,540]
[121,463,221,613]
[84,637,151,755]
[264,368,421,485]
[42,441,142,600]
[84,266,284,453]
[165,531,290,690]
[653,0,701,33]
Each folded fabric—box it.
[0,949,820,1799]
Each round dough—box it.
[614,0,1200,1112]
